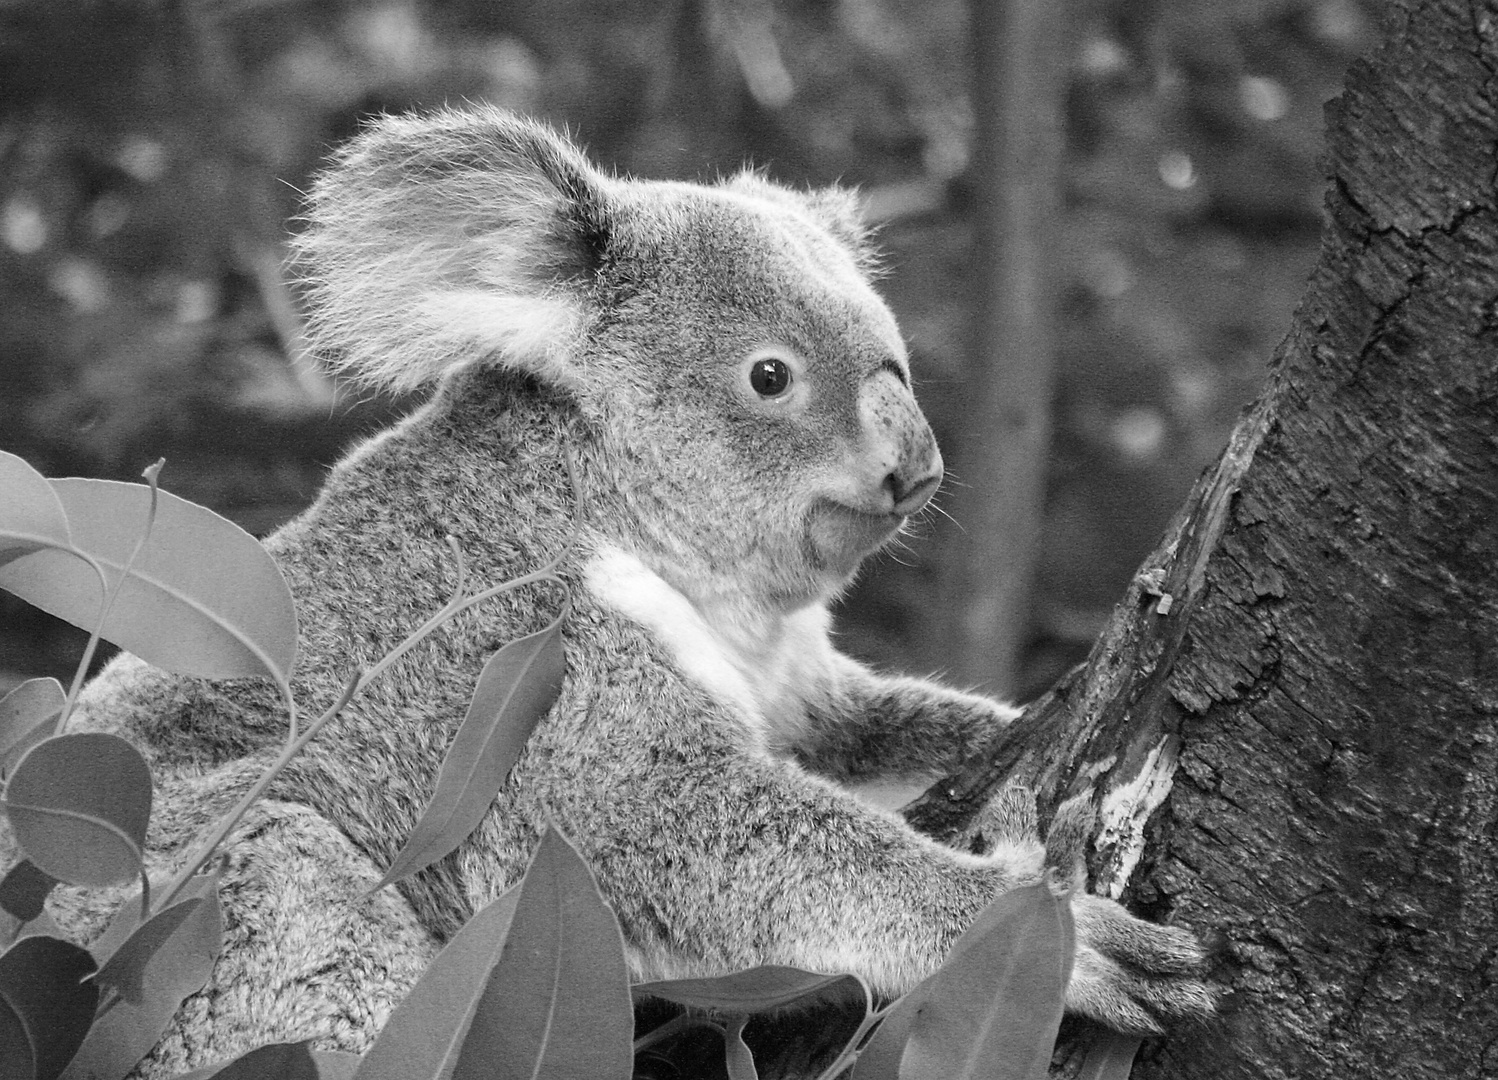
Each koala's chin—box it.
[806,498,904,580]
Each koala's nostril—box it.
[886,470,942,517]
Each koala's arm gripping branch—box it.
[796,656,1020,785]
[571,750,1021,996]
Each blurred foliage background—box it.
[0,0,1379,697]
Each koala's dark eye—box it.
[749,356,793,398]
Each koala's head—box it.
[295,106,942,614]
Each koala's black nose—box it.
[886,468,942,517]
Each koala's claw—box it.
[1067,894,1218,1034]
[979,786,1218,1034]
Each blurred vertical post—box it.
[942,0,1069,695]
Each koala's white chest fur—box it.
[583,543,835,753]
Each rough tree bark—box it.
[906,0,1498,1075]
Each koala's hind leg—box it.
[132,799,438,1078]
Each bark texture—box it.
[908,0,1498,1075]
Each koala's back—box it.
[76,374,599,931]
[76,365,772,957]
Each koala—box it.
[61,106,1212,1074]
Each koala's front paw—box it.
[1034,791,1216,1033]
[981,785,1218,1033]
[1065,893,1217,1034]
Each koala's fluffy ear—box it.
[292,106,611,395]
[723,170,879,274]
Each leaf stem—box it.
[55,549,113,738]
[812,993,887,1080]
[633,1013,720,1055]
[57,460,164,737]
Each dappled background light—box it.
[0,0,1380,695]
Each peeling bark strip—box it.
[908,1,1498,1077]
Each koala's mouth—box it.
[807,500,905,574]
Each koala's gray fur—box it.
[57,106,1212,1074]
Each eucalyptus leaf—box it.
[848,992,921,1080]
[2,907,63,948]
[60,874,223,1080]
[4,732,152,888]
[0,477,298,686]
[899,882,1074,1080]
[311,1051,361,1080]
[1074,1030,1142,1080]
[0,679,65,776]
[93,896,209,1005]
[0,933,99,1080]
[0,451,73,567]
[353,887,520,1080]
[450,826,633,1080]
[724,1017,759,1080]
[167,1041,359,1080]
[635,965,866,1014]
[851,882,1074,1080]
[89,879,153,966]
[0,860,58,923]
[371,615,565,892]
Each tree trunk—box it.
[940,0,1068,695]
[907,0,1498,1074]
